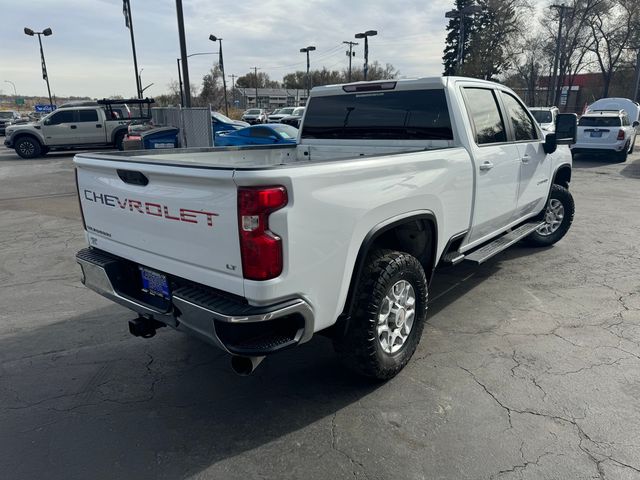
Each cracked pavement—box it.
[0,146,639,479]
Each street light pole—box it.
[209,35,229,115]
[177,58,184,106]
[175,0,192,107]
[634,48,640,103]
[122,0,142,98]
[24,27,54,107]
[299,46,316,98]
[355,30,377,80]
[343,41,358,82]
[550,4,571,107]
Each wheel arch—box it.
[553,163,571,188]
[13,131,44,146]
[337,213,438,328]
[110,126,128,144]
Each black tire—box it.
[14,136,42,159]
[617,145,629,162]
[524,184,574,247]
[630,139,635,154]
[334,249,428,380]
[115,131,126,151]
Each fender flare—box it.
[552,163,571,188]
[336,212,438,329]
[12,131,44,147]
[110,126,128,144]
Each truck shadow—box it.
[0,248,534,479]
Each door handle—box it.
[521,155,530,164]
[70,125,77,129]
[479,161,494,171]
[96,124,102,128]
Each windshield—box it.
[579,116,621,127]
[301,90,452,140]
[292,107,305,117]
[279,107,295,115]
[212,112,234,123]
[271,124,299,139]
[0,112,15,119]
[531,110,552,124]
[246,109,261,114]
[270,109,282,115]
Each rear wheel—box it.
[115,131,126,151]
[524,184,574,247]
[15,136,42,159]
[617,145,629,162]
[334,250,428,380]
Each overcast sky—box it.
[1,0,454,99]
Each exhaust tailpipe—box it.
[231,355,266,376]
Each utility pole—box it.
[634,48,640,102]
[252,66,260,108]
[343,41,358,82]
[550,4,571,107]
[175,0,191,107]
[228,74,236,108]
[177,58,184,106]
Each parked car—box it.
[280,107,305,128]
[74,76,577,379]
[529,106,559,133]
[588,98,640,125]
[0,110,21,135]
[570,109,637,162]
[214,124,298,146]
[212,111,249,134]
[241,108,268,124]
[268,107,296,123]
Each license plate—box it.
[590,131,602,137]
[139,266,170,299]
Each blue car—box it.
[211,111,249,135]
[214,124,299,147]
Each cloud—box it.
[0,0,452,99]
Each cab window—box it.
[78,110,99,122]
[463,88,507,144]
[501,92,538,141]
[47,110,75,125]
[250,127,276,138]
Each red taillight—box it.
[74,168,86,230]
[238,186,288,280]
[617,129,625,141]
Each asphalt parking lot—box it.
[0,145,639,480]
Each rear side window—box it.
[78,110,99,122]
[463,88,506,144]
[250,127,275,138]
[501,92,538,141]
[301,89,453,140]
[578,117,621,127]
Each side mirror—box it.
[555,113,577,145]
[43,119,51,126]
[633,121,639,128]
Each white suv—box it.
[570,110,638,162]
[530,106,559,133]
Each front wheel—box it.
[524,184,575,247]
[14,136,42,159]
[334,250,428,380]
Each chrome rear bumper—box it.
[76,248,314,355]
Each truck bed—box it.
[75,141,452,170]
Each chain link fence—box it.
[151,107,212,148]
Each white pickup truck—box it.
[74,77,577,379]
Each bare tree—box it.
[588,0,638,96]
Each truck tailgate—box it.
[75,155,244,296]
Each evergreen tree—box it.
[442,0,476,75]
